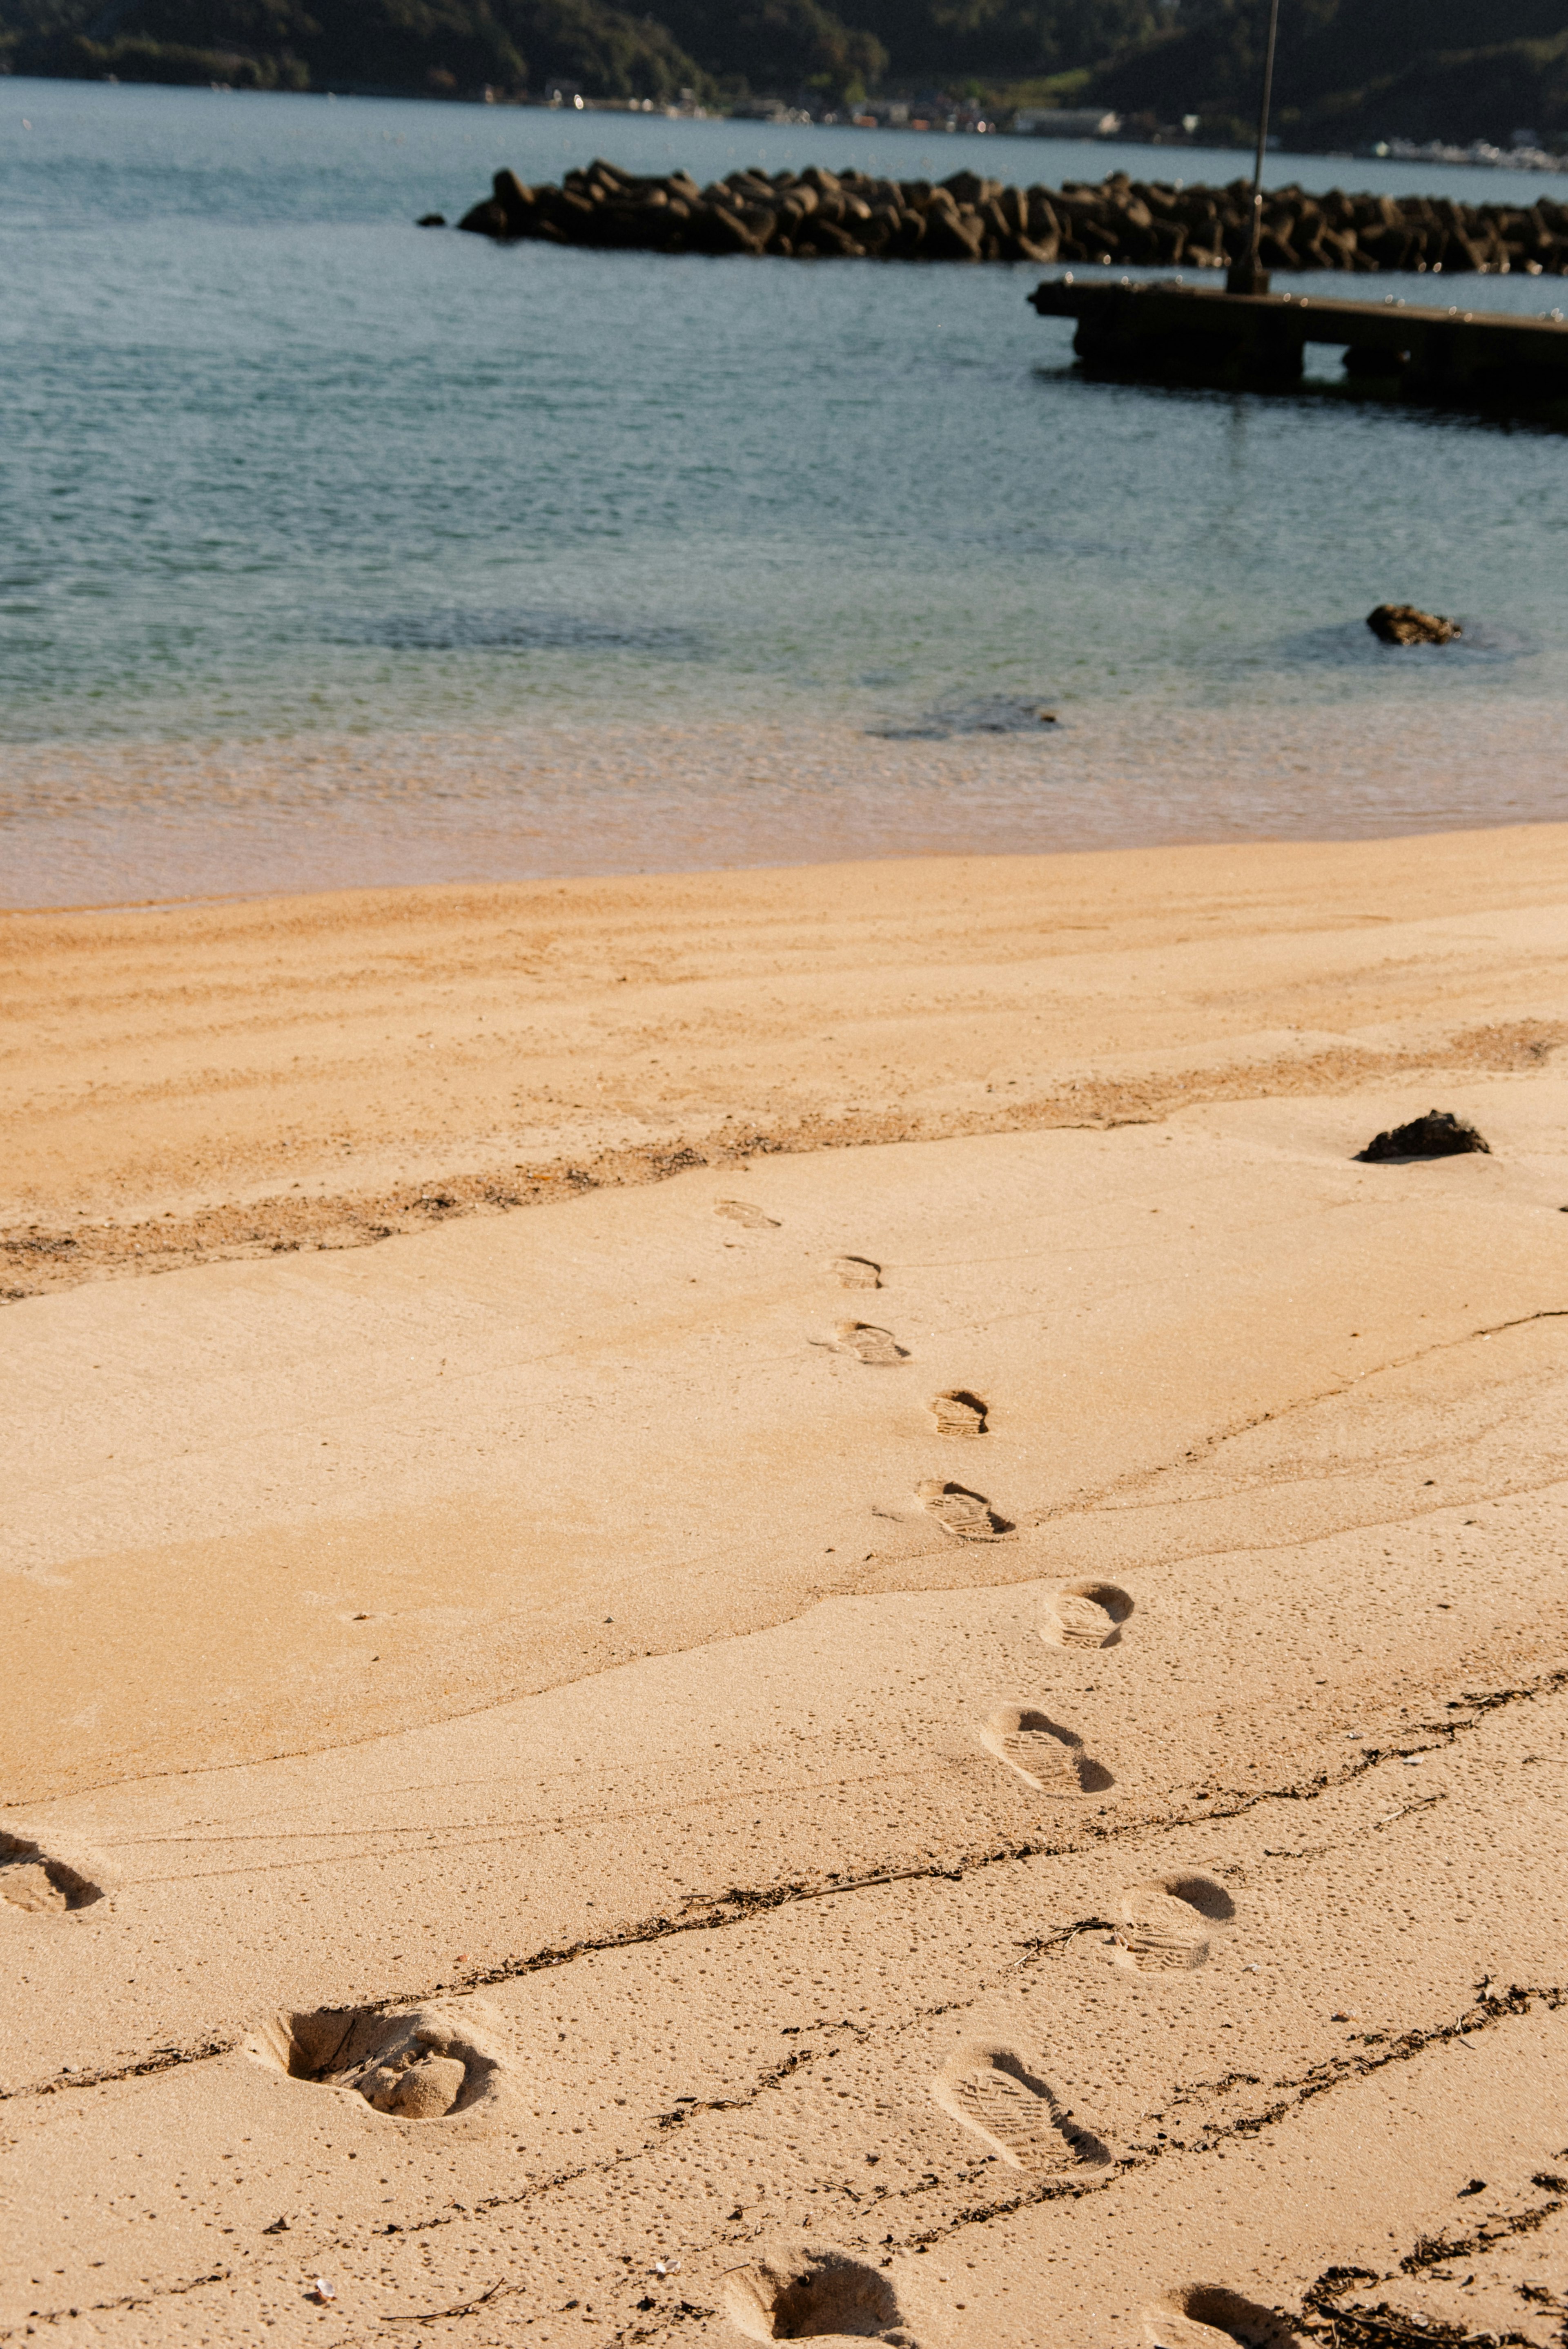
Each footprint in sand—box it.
[715,1199,780,1229]
[0,1833,107,1915]
[1143,2284,1305,2347]
[979,1706,1110,1793]
[837,1321,908,1364]
[931,2042,1110,2176]
[917,1478,1007,1540]
[930,1390,987,1437]
[831,1255,882,1290]
[1114,1874,1236,1972]
[1039,1581,1134,1649]
[722,2244,914,2347]
[248,2001,507,2120]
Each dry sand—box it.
[3,829,1568,2347]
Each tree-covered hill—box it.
[1083,0,1568,150]
[1,0,1562,153]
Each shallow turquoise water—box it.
[2,79,1566,897]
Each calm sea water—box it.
[2,78,1566,901]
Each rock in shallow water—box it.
[1367,603,1463,646]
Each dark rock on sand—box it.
[416,213,446,228]
[1356,1109,1491,1161]
[1367,604,1463,646]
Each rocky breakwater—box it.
[458,159,1058,261]
[453,160,1568,275]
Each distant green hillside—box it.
[0,0,1166,104]
[1,0,1563,151]
[1,0,712,103]
[1083,0,1568,149]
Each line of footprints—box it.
[713,1203,1258,2349]
[0,1203,1256,2346]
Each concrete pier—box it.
[1029,276,1568,415]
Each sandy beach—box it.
[4,827,1568,2348]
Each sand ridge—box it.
[4,827,1568,1301]
[2,831,1567,2344]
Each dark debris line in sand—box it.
[10,1679,1568,2335]
[3,1021,1561,1306]
[14,1994,1568,2344]
[606,2030,1568,2349]
[8,1663,1562,2112]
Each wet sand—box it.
[4,699,1568,908]
[3,827,1568,2347]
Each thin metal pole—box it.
[1245,0,1283,277]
